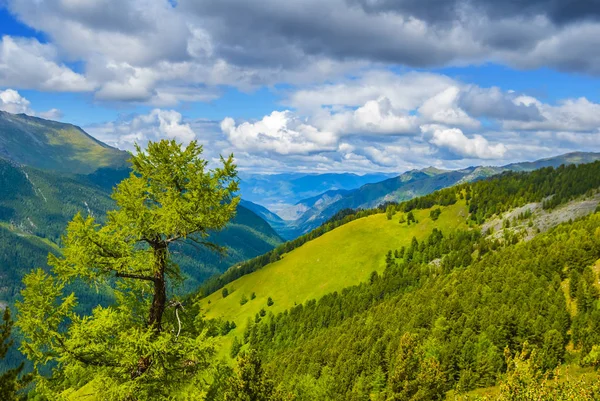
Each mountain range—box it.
[255,152,600,239]
[0,112,284,312]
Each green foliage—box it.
[0,308,29,401]
[430,207,442,221]
[240,294,249,305]
[251,292,256,300]
[16,140,240,400]
[267,297,274,307]
[223,288,230,298]
[238,214,600,399]
[407,210,416,224]
[221,350,292,401]
[230,337,242,359]
[386,205,395,220]
[463,344,600,400]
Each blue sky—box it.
[1,1,600,173]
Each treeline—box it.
[197,207,381,297]
[239,213,600,399]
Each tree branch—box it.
[116,272,157,282]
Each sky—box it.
[1,0,600,174]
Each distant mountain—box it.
[238,172,394,210]
[0,111,129,174]
[504,151,600,172]
[0,157,283,310]
[268,152,600,239]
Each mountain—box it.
[0,157,284,310]
[505,151,600,172]
[196,160,600,398]
[271,152,600,239]
[0,111,129,174]
[238,172,394,211]
[0,112,285,311]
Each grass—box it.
[200,200,469,359]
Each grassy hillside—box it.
[199,200,469,355]
[0,111,129,174]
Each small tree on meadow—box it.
[17,140,239,400]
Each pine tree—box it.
[16,140,239,400]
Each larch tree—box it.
[17,140,239,400]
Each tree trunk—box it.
[133,242,167,379]
[148,242,167,331]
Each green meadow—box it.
[200,200,469,358]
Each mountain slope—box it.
[0,111,129,174]
[280,152,600,238]
[0,157,283,307]
[198,160,600,362]
[200,200,469,357]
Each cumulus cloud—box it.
[423,124,507,159]
[221,111,338,155]
[0,89,33,114]
[0,36,92,92]
[86,109,197,150]
[504,97,600,132]
[0,89,64,120]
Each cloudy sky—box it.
[1,0,600,173]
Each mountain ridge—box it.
[0,111,129,174]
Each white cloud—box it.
[504,97,600,132]
[86,109,197,151]
[423,124,507,159]
[0,36,92,92]
[418,86,480,128]
[0,89,33,114]
[315,97,419,136]
[38,108,64,120]
[221,111,337,155]
[0,89,64,120]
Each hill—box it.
[0,111,129,174]
[199,200,469,356]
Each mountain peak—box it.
[0,111,129,174]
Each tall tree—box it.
[17,140,239,400]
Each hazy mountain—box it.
[0,111,129,174]
[266,152,600,239]
[238,172,394,211]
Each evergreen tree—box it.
[223,350,290,401]
[16,140,239,400]
[0,309,28,401]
